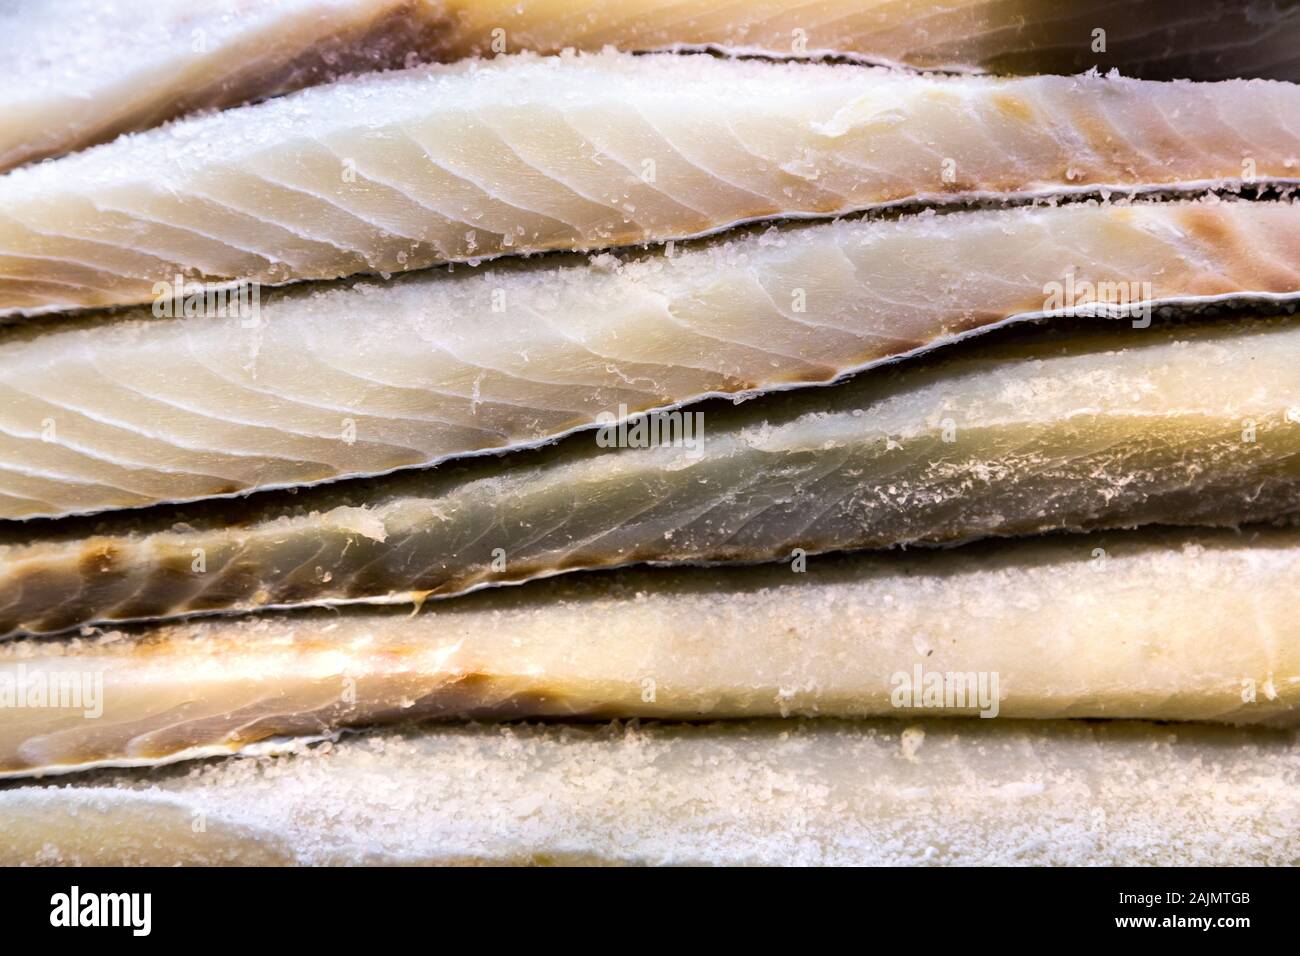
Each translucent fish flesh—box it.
[1,525,1296,779]
[6,2,1298,173]
[3,198,1297,521]
[3,315,1298,638]
[3,51,1298,316]
[2,718,1297,865]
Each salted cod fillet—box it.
[0,0,451,173]
[2,719,1297,865]
[6,2,1299,174]
[3,315,1299,639]
[429,0,1300,81]
[2,525,1297,780]
[4,51,1300,317]
[5,199,1299,522]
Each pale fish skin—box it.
[1,718,1297,865]
[3,51,1299,316]
[0,525,1296,780]
[5,1,1298,173]
[2,316,1299,638]
[1,199,1297,521]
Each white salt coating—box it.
[0,197,1296,521]
[5,1,1299,174]
[2,718,1298,865]
[1,524,1298,779]
[11,51,1296,185]
[0,0,447,170]
[3,315,1300,640]
[2,50,1298,315]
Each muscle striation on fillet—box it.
[1,198,1296,521]
[2,51,1299,316]
[5,1,1299,173]
[2,316,1298,639]
[0,525,1297,780]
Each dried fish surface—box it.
[2,719,1297,865]
[0,0,450,173]
[4,198,1297,521]
[1,526,1296,779]
[447,0,1300,82]
[3,316,1298,638]
[3,51,1298,316]
[6,2,1298,174]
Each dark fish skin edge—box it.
[1,310,1297,638]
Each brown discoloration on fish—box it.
[1062,101,1138,181]
[1180,203,1300,292]
[104,549,213,622]
[2,317,1299,638]
[3,0,462,172]
[1178,203,1240,253]
[992,92,1035,124]
[9,55,1300,319]
[0,200,1296,523]
[7,521,1300,781]
[76,541,124,576]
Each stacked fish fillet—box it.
[0,0,1298,866]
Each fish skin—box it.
[5,2,1298,174]
[0,525,1296,780]
[2,198,1297,522]
[2,718,1298,865]
[3,51,1299,317]
[2,315,1298,639]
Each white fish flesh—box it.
[3,198,1297,521]
[2,315,1298,638]
[0,0,449,173]
[3,51,1299,316]
[2,718,1297,865]
[6,2,1298,173]
[0,525,1296,779]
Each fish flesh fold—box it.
[3,198,1297,521]
[444,0,1300,82]
[2,718,1297,865]
[1,525,1296,779]
[0,0,451,173]
[3,51,1299,316]
[3,315,1298,638]
[6,2,1298,173]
